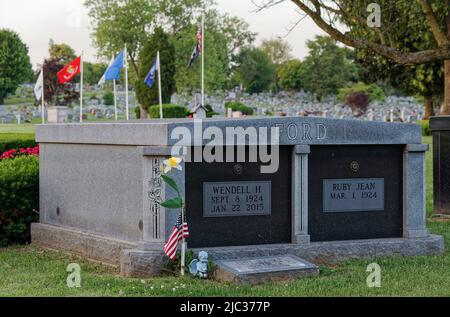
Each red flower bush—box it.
[0,145,39,161]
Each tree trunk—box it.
[442,10,450,115]
[139,105,149,119]
[443,59,450,115]
[423,95,435,119]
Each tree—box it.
[261,36,293,66]
[155,0,215,35]
[85,0,254,97]
[351,3,445,119]
[358,52,444,119]
[213,11,256,60]
[84,0,213,75]
[299,36,359,99]
[41,58,79,107]
[135,27,176,118]
[103,90,114,106]
[0,29,32,104]
[84,62,108,86]
[174,20,229,94]
[48,40,76,64]
[233,48,276,94]
[277,59,303,91]
[255,0,450,113]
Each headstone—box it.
[308,145,403,241]
[186,146,292,248]
[32,117,441,278]
[367,109,374,121]
[214,255,319,285]
[47,106,69,123]
[232,111,243,118]
[430,117,450,214]
[192,105,207,119]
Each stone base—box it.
[32,223,445,278]
[121,249,168,278]
[31,223,136,266]
[32,223,168,278]
[196,235,445,264]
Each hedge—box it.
[135,104,190,119]
[337,82,386,103]
[0,156,39,246]
[225,102,254,116]
[149,104,190,119]
[0,133,36,153]
[418,120,432,136]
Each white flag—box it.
[98,55,116,86]
[34,70,43,100]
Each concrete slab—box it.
[214,255,319,285]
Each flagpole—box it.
[41,67,45,124]
[113,79,118,121]
[112,52,118,121]
[181,203,186,276]
[124,46,129,121]
[201,15,205,107]
[80,51,84,123]
[157,51,163,119]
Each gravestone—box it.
[430,116,450,214]
[214,255,319,285]
[47,106,69,123]
[308,145,403,241]
[32,117,444,278]
[186,146,292,248]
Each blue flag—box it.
[104,50,125,81]
[144,56,159,88]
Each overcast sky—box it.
[0,0,325,68]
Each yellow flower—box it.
[163,157,183,173]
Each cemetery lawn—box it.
[1,136,449,297]
[0,124,36,134]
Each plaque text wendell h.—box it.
[203,181,272,217]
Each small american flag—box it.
[187,24,203,68]
[164,212,189,260]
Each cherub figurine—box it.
[189,251,209,279]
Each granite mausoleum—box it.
[430,116,450,215]
[31,117,444,278]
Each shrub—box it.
[148,104,190,119]
[0,156,39,246]
[0,133,36,153]
[418,120,432,136]
[103,90,114,106]
[337,82,386,103]
[205,104,219,118]
[0,145,39,160]
[225,102,254,116]
[346,92,370,116]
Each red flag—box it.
[57,56,81,84]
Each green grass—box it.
[0,136,448,297]
[3,97,35,106]
[0,125,36,135]
[0,220,449,297]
